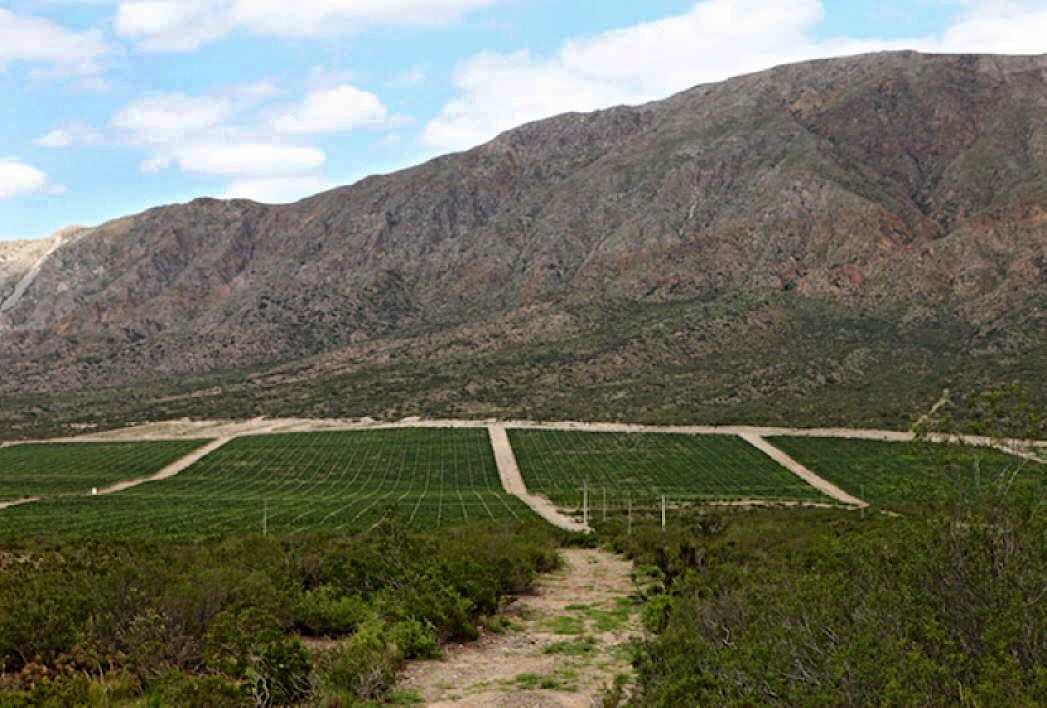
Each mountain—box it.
[1,51,1044,438]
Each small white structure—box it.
[91,487,98,496]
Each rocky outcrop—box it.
[0,51,1044,401]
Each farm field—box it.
[508,429,830,510]
[770,437,1045,509]
[0,428,534,539]
[0,440,209,502]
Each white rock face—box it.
[0,226,88,317]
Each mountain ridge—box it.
[1,50,1044,438]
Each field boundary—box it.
[0,497,40,511]
[0,438,232,512]
[488,425,590,533]
[38,418,1045,461]
[95,437,233,495]
[740,433,868,507]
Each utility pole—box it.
[661,495,666,530]
[627,498,632,536]
[582,481,589,528]
[602,487,607,522]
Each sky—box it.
[0,0,1045,241]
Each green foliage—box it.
[2,296,1041,443]
[607,501,1045,705]
[0,521,562,705]
[293,585,371,636]
[0,429,535,539]
[250,638,312,706]
[510,429,830,509]
[144,670,245,707]
[0,440,208,501]
[771,436,1044,510]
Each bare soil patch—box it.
[399,548,640,706]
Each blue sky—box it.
[1,0,1045,241]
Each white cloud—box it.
[150,143,326,177]
[33,123,102,149]
[423,0,1047,151]
[106,88,329,184]
[0,159,64,199]
[938,1,1047,53]
[111,93,232,145]
[115,0,233,52]
[222,175,340,203]
[114,0,500,51]
[0,8,110,76]
[274,85,389,134]
[34,130,74,148]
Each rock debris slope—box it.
[0,52,1043,428]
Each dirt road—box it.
[95,437,233,495]
[740,433,868,507]
[399,548,640,706]
[51,417,1044,461]
[488,425,590,533]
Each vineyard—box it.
[0,440,208,502]
[770,437,1046,509]
[0,428,533,539]
[507,429,830,510]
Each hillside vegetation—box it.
[0,52,1044,437]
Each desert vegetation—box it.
[0,522,562,705]
[603,495,1044,705]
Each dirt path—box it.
[489,425,590,533]
[0,497,40,511]
[0,437,234,512]
[95,437,233,495]
[400,548,640,706]
[740,433,868,507]
[46,417,1045,460]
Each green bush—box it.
[0,521,561,705]
[250,638,312,706]
[144,670,246,707]
[609,499,1046,705]
[294,585,371,636]
[317,619,401,701]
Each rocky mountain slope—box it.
[1,51,1044,436]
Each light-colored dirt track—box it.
[0,497,40,511]
[740,433,868,506]
[95,437,233,495]
[3,417,1041,518]
[489,425,589,533]
[399,548,639,706]
[47,417,1044,459]
[0,437,234,511]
